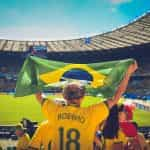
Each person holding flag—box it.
[15,56,137,149]
[34,61,137,150]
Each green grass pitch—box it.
[0,94,150,126]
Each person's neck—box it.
[67,99,81,107]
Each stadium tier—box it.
[0,12,150,52]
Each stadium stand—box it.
[0,125,16,140]
[0,13,150,52]
[0,118,37,140]
[0,12,150,149]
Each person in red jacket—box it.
[118,104,137,137]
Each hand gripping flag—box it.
[15,56,137,97]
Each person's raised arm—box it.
[35,92,46,105]
[35,92,57,121]
[106,61,138,109]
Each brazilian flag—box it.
[15,56,137,97]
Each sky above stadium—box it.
[0,0,150,41]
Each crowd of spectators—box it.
[12,104,149,150]
[0,66,17,92]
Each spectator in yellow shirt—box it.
[28,120,54,150]
[15,124,30,150]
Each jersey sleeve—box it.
[42,99,58,121]
[29,126,42,149]
[89,102,109,124]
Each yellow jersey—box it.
[29,120,53,150]
[104,129,127,150]
[16,133,30,150]
[42,100,109,150]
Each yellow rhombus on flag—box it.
[39,64,106,88]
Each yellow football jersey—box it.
[29,120,53,150]
[16,133,30,150]
[42,100,109,150]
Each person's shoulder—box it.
[54,98,67,106]
[38,120,51,130]
[40,120,49,126]
[88,101,109,110]
[86,101,109,119]
[42,98,58,107]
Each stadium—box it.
[0,7,150,150]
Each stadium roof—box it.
[0,12,150,52]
